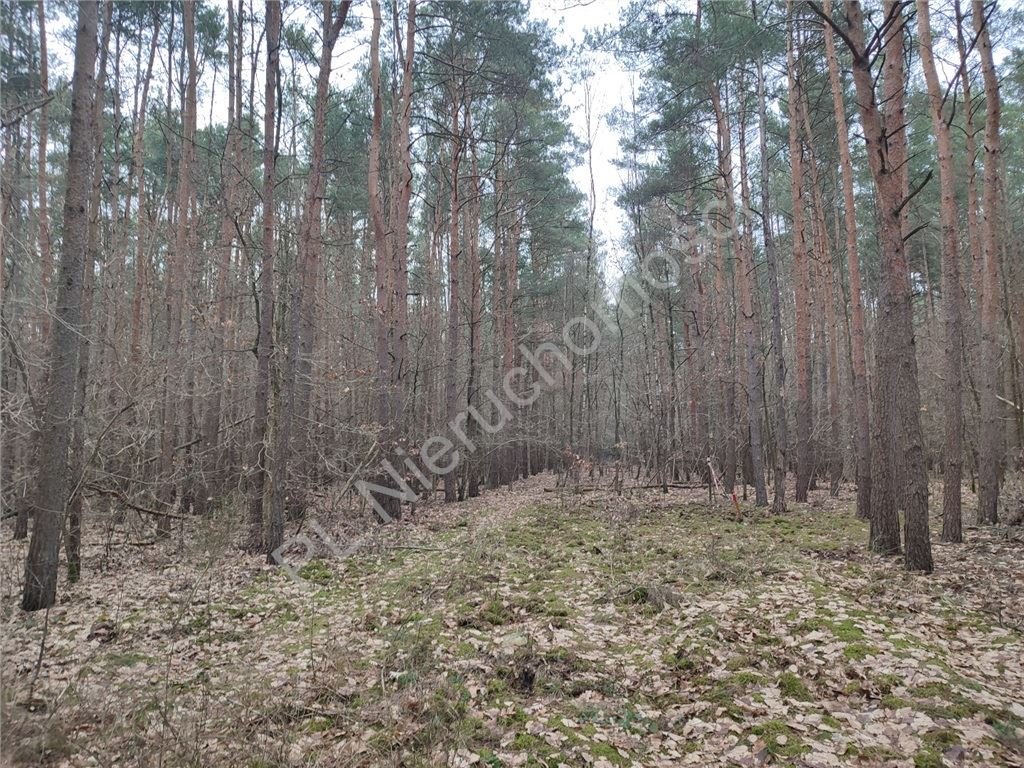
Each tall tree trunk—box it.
[367,0,415,516]
[390,0,415,432]
[466,144,483,498]
[4,43,24,536]
[955,0,983,308]
[267,0,351,556]
[194,0,243,519]
[443,93,463,503]
[583,85,600,467]
[712,81,767,506]
[824,0,871,519]
[491,165,511,485]
[22,0,98,612]
[294,1,351,479]
[65,0,112,583]
[786,6,813,504]
[711,182,736,494]
[507,208,523,479]
[6,34,31,540]
[35,0,52,345]
[369,0,391,441]
[757,55,787,514]
[797,94,842,498]
[156,0,196,536]
[973,0,1003,526]
[917,0,965,542]
[128,13,160,374]
[824,252,843,497]
[737,95,765,504]
[424,171,444,453]
[246,0,280,549]
[823,0,932,570]
[954,0,985,488]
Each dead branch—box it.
[543,482,708,494]
[84,484,188,521]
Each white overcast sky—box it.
[531,0,634,273]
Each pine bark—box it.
[369,0,390,435]
[786,8,813,504]
[917,0,965,542]
[443,94,463,503]
[973,0,1003,526]
[757,57,787,514]
[466,144,483,498]
[294,1,351,476]
[955,0,983,308]
[35,0,52,344]
[194,0,243,518]
[712,82,767,506]
[798,95,843,498]
[711,183,737,495]
[837,0,932,570]
[824,0,870,519]
[128,15,160,374]
[391,0,415,432]
[246,0,280,549]
[156,0,197,535]
[367,0,416,516]
[266,0,351,550]
[22,0,98,612]
[66,0,113,583]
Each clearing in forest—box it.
[3,476,1023,767]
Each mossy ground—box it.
[3,476,1022,766]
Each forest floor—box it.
[2,475,1024,768]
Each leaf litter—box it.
[2,474,1022,767]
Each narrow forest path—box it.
[3,477,1023,767]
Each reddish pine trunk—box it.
[955,0,983,309]
[824,0,870,519]
[917,0,965,542]
[712,82,767,506]
[838,0,932,570]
